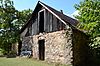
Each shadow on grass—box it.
[0,55,5,57]
[0,55,16,58]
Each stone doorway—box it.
[38,40,45,60]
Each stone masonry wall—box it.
[21,36,33,51]
[44,30,72,65]
[72,29,89,66]
[21,27,89,66]
[21,30,73,65]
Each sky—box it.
[12,0,81,18]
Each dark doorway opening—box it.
[18,40,22,56]
[38,40,45,60]
[39,11,44,33]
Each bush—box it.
[6,51,17,58]
[0,49,7,55]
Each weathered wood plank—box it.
[52,15,57,31]
[45,10,49,32]
[49,13,53,32]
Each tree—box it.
[0,0,32,54]
[75,0,100,48]
[74,0,100,65]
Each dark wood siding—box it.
[45,10,66,32]
[45,10,50,32]
[52,14,57,31]
[57,19,64,31]
[32,18,38,35]
[25,9,66,36]
[49,13,53,32]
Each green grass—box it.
[0,57,69,66]
[0,57,53,66]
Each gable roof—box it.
[39,1,78,26]
[20,1,79,33]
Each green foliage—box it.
[74,0,100,48]
[74,0,100,65]
[1,49,8,55]
[0,0,32,53]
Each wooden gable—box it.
[20,1,78,37]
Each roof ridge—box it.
[20,1,79,34]
[39,1,78,26]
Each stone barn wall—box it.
[72,29,89,66]
[21,29,89,66]
[32,30,73,65]
[21,30,73,65]
[21,37,33,51]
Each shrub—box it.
[7,51,17,58]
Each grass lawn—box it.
[0,57,68,66]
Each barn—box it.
[19,1,89,66]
